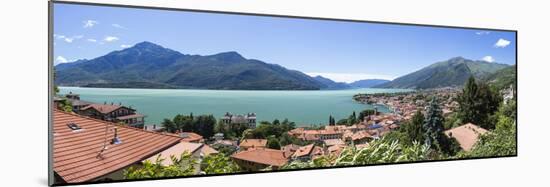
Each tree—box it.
[282,137,432,169]
[195,115,216,138]
[357,109,376,123]
[162,118,177,133]
[328,115,335,126]
[272,119,280,126]
[57,99,73,113]
[214,120,227,135]
[124,152,197,179]
[457,76,502,129]
[337,119,349,125]
[267,136,281,149]
[347,111,357,125]
[423,97,445,150]
[466,119,516,157]
[200,154,241,174]
[423,97,460,155]
[401,110,425,145]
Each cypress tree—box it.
[423,97,445,150]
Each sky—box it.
[53,3,516,83]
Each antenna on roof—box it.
[96,125,122,159]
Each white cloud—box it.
[55,56,69,64]
[476,31,490,35]
[54,34,83,43]
[494,38,511,48]
[305,72,395,83]
[104,36,119,42]
[64,38,74,43]
[120,44,131,48]
[87,38,97,42]
[83,20,98,28]
[481,56,495,63]
[112,24,125,29]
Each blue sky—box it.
[53,3,516,83]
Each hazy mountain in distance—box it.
[374,57,510,89]
[349,79,390,88]
[55,41,323,90]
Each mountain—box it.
[374,57,510,89]
[55,41,323,90]
[484,65,516,90]
[312,76,351,90]
[349,79,390,88]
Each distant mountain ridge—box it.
[55,41,323,90]
[55,42,508,90]
[374,57,510,89]
[349,79,390,88]
[312,76,351,90]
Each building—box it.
[292,144,324,161]
[62,92,146,128]
[281,144,300,158]
[350,130,373,144]
[177,132,204,143]
[444,123,488,151]
[230,148,288,171]
[78,103,146,128]
[220,112,257,128]
[52,110,181,184]
[144,142,218,174]
[239,139,267,151]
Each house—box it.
[317,129,343,140]
[78,103,146,128]
[281,144,300,158]
[323,139,345,147]
[230,148,288,171]
[176,131,204,143]
[220,112,257,128]
[144,142,218,174]
[292,144,324,161]
[52,110,181,184]
[444,123,488,151]
[327,144,346,157]
[350,130,373,144]
[239,139,267,151]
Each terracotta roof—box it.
[53,110,181,183]
[444,123,488,151]
[115,113,145,120]
[281,144,300,158]
[145,142,218,166]
[351,130,373,141]
[177,132,203,142]
[328,144,346,155]
[239,139,267,148]
[231,148,288,167]
[293,144,315,158]
[200,144,219,155]
[145,142,203,166]
[80,103,126,114]
[323,139,345,146]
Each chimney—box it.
[110,128,122,145]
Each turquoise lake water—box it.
[59,87,411,127]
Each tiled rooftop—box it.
[53,110,181,183]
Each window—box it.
[67,123,82,132]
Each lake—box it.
[59,87,411,127]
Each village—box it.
[52,88,489,183]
